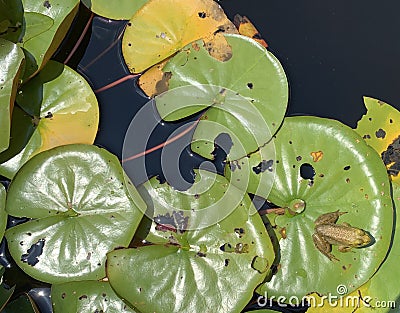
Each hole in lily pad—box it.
[21,239,45,266]
[252,160,274,174]
[299,163,315,180]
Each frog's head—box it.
[354,229,372,247]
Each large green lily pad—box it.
[0,39,24,153]
[107,169,274,313]
[81,0,148,20]
[20,0,79,79]
[0,60,99,179]
[147,34,288,161]
[0,0,23,42]
[231,116,393,299]
[355,97,400,185]
[5,144,146,283]
[52,281,137,312]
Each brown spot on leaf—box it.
[310,151,323,162]
[202,33,232,62]
[191,42,200,51]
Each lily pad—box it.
[107,169,274,313]
[0,60,99,179]
[0,0,23,42]
[235,116,393,300]
[5,144,146,284]
[81,0,148,20]
[20,0,79,79]
[355,97,400,185]
[52,280,137,312]
[122,0,237,73]
[308,155,400,313]
[0,39,24,153]
[144,34,287,161]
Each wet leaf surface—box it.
[122,0,237,73]
[355,97,400,185]
[0,60,99,179]
[20,0,79,78]
[231,116,394,300]
[107,169,274,313]
[0,39,24,153]
[51,280,137,312]
[81,0,148,20]
[5,144,145,283]
[145,34,288,161]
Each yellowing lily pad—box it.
[20,0,79,79]
[0,60,99,179]
[0,39,24,153]
[81,0,148,20]
[122,0,237,73]
[107,169,275,313]
[355,97,400,185]
[5,144,145,283]
[235,117,393,301]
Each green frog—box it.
[312,210,371,261]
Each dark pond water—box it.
[3,1,400,312]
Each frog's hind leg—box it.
[312,233,340,261]
[314,210,347,225]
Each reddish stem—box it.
[64,13,94,65]
[80,21,127,71]
[122,119,201,163]
[258,208,286,215]
[94,74,139,93]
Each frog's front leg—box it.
[312,233,339,261]
[314,210,347,226]
[338,245,353,253]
